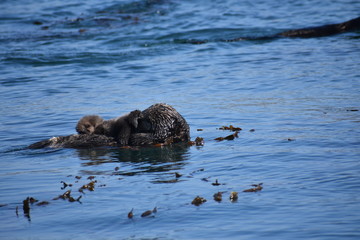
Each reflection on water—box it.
[77,144,191,178]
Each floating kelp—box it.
[211,179,222,186]
[141,210,152,217]
[61,181,72,190]
[189,168,205,176]
[141,207,157,217]
[36,201,50,206]
[152,179,179,184]
[191,196,207,206]
[214,131,239,141]
[79,180,97,192]
[53,190,71,200]
[229,192,238,202]
[33,21,43,25]
[188,137,204,146]
[28,197,38,204]
[243,183,263,192]
[22,197,30,217]
[128,208,134,219]
[213,192,223,202]
[218,125,242,131]
[194,137,204,146]
[53,190,82,202]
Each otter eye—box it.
[85,124,91,129]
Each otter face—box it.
[76,115,104,134]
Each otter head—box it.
[127,110,143,128]
[76,115,104,134]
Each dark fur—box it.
[279,16,360,38]
[76,110,142,146]
[28,134,118,149]
[129,103,190,145]
[187,17,360,43]
[94,110,142,146]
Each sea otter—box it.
[130,103,190,145]
[28,103,190,149]
[75,115,104,134]
[76,110,142,146]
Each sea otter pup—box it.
[76,110,142,146]
[75,115,104,134]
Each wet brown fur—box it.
[76,110,142,146]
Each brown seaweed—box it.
[229,192,238,202]
[53,190,82,202]
[213,192,223,202]
[61,181,72,190]
[36,201,50,206]
[188,137,204,146]
[28,197,38,204]
[175,172,182,178]
[211,179,221,186]
[215,131,239,141]
[22,197,30,217]
[128,208,134,219]
[79,180,97,192]
[141,210,152,217]
[218,125,242,131]
[243,183,263,192]
[141,207,157,217]
[191,196,207,206]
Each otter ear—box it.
[128,110,142,128]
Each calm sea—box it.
[1,0,359,239]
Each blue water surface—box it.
[1,0,360,239]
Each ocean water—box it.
[0,0,359,239]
